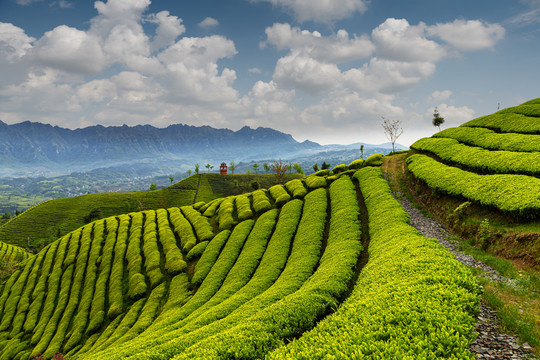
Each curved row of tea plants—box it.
[433,127,540,153]
[0,203,217,360]
[411,137,540,176]
[86,177,362,360]
[406,154,540,219]
[0,241,29,266]
[268,167,480,359]
[409,99,540,220]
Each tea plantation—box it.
[2,99,540,359]
[409,98,540,220]
[0,161,480,359]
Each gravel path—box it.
[395,194,536,359]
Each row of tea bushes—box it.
[268,167,479,359]
[411,137,540,176]
[406,154,540,220]
[433,127,540,152]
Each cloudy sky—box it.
[0,0,538,145]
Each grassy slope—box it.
[0,173,301,250]
[0,166,481,360]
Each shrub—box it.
[186,241,209,261]
[304,175,326,190]
[268,185,291,207]
[312,169,330,177]
[365,153,383,166]
[407,154,540,219]
[331,164,348,174]
[348,158,365,170]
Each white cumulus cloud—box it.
[33,25,107,73]
[0,23,35,62]
[372,18,446,62]
[427,19,505,51]
[264,23,374,63]
[428,90,453,103]
[199,17,219,29]
[251,0,368,23]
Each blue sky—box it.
[0,0,539,145]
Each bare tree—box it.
[270,159,288,184]
[381,116,403,153]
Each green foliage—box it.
[321,161,330,170]
[249,180,259,190]
[168,208,198,253]
[462,112,540,134]
[186,241,209,261]
[331,164,348,174]
[251,189,273,215]
[312,169,330,177]
[216,197,237,231]
[434,126,540,152]
[348,158,365,170]
[235,195,253,221]
[156,209,186,275]
[407,154,540,219]
[304,175,326,190]
[181,206,214,242]
[432,106,445,130]
[0,177,197,249]
[365,153,383,167]
[268,185,291,207]
[271,167,480,359]
[191,230,231,286]
[284,179,307,199]
[411,137,540,176]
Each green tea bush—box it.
[193,201,205,210]
[108,215,130,320]
[312,169,330,176]
[348,158,365,170]
[186,241,209,261]
[191,230,230,286]
[268,185,291,207]
[216,197,236,231]
[168,208,198,253]
[235,195,253,221]
[268,167,480,359]
[156,209,186,275]
[411,137,540,176]
[331,164,348,174]
[433,127,540,152]
[463,113,540,134]
[304,175,326,190]
[251,190,273,215]
[123,213,146,300]
[201,198,224,217]
[87,200,305,360]
[284,179,308,199]
[365,153,383,167]
[181,206,214,242]
[407,154,540,219]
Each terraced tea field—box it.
[409,98,540,221]
[0,163,480,359]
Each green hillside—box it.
[0,173,301,250]
[0,163,480,359]
[407,99,540,268]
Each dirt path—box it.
[385,156,536,359]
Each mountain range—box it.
[0,120,406,177]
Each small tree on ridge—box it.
[432,107,445,131]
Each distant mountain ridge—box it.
[0,120,321,176]
[0,120,317,162]
[0,120,405,177]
